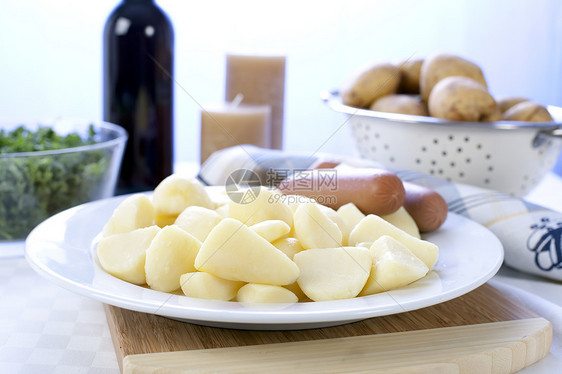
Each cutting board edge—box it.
[121,317,552,374]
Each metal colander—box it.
[323,91,562,197]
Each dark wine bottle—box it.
[103,0,174,194]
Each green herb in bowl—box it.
[0,121,127,240]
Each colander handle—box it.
[533,127,562,147]
[542,128,562,138]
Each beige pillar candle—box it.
[200,101,271,164]
[225,54,286,150]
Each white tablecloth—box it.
[1,170,562,374]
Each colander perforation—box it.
[347,110,562,196]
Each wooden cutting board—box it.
[105,283,552,374]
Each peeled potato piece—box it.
[180,272,244,301]
[349,214,438,269]
[215,204,229,218]
[155,215,177,228]
[228,187,293,227]
[337,203,366,234]
[318,205,349,246]
[272,237,303,260]
[97,225,161,284]
[294,247,372,302]
[250,220,291,242]
[360,236,429,296]
[381,207,421,239]
[293,202,343,249]
[153,174,214,216]
[195,218,299,285]
[236,283,298,304]
[283,281,308,302]
[102,194,155,237]
[174,206,223,242]
[145,225,202,292]
[284,194,316,213]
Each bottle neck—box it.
[123,0,154,3]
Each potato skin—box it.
[370,94,428,116]
[497,96,529,114]
[502,101,553,122]
[340,62,400,108]
[420,53,487,102]
[398,58,423,94]
[428,76,501,122]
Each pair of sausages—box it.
[278,164,448,232]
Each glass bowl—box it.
[0,118,127,241]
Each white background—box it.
[1,0,562,170]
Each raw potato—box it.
[381,207,421,239]
[250,220,291,242]
[294,247,372,302]
[360,236,429,296]
[428,76,501,122]
[502,101,554,122]
[97,226,161,285]
[180,272,244,301]
[370,94,428,116]
[398,58,423,94]
[337,203,365,234]
[102,194,155,237]
[420,53,487,102]
[497,96,529,113]
[174,206,223,242]
[340,62,400,108]
[272,237,303,260]
[228,187,293,227]
[195,218,300,285]
[293,202,343,249]
[145,225,202,292]
[348,214,438,269]
[236,283,298,304]
[153,174,214,216]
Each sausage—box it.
[403,182,448,232]
[309,159,342,170]
[278,168,405,216]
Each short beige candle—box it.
[200,103,271,164]
[225,54,286,150]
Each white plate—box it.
[25,193,504,330]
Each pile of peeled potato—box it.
[340,52,554,122]
[97,168,447,304]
